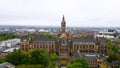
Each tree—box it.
[29,49,49,66]
[49,53,57,67]
[117,54,120,62]
[67,58,89,68]
[75,58,89,68]
[49,53,57,61]
[0,33,19,42]
[67,63,82,68]
[107,50,117,62]
[6,49,29,65]
[107,41,119,62]
[6,51,23,65]
[108,41,119,53]
[0,59,3,63]
[5,49,53,67]
[112,33,119,37]
[39,33,53,38]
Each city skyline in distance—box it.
[0,0,120,27]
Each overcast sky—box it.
[0,0,120,27]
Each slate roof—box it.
[0,62,15,68]
[96,37,108,45]
[72,37,95,44]
[33,38,55,42]
[73,51,99,62]
[99,38,107,43]
[0,46,9,52]
[21,36,29,42]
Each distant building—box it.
[0,38,20,47]
[37,29,50,33]
[95,34,115,39]
[0,62,15,68]
[0,39,21,59]
[0,28,10,33]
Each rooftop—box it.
[72,36,95,44]
[33,38,55,42]
[0,62,15,68]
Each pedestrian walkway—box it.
[61,67,66,68]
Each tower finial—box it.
[62,14,65,21]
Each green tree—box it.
[67,58,88,68]
[6,49,29,65]
[49,53,57,61]
[67,63,82,68]
[39,33,53,38]
[75,58,89,68]
[107,50,117,62]
[117,54,120,62]
[0,59,3,63]
[0,33,19,42]
[108,41,119,53]
[107,41,119,62]
[29,49,49,66]
[5,49,54,67]
[6,51,22,65]
[49,53,57,67]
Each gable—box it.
[59,33,67,39]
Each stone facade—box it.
[21,16,108,55]
[21,16,108,67]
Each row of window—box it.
[99,46,108,49]
[73,45,95,49]
[21,43,29,45]
[73,50,95,53]
[33,44,55,49]
[22,45,55,53]
[35,42,55,44]
[22,46,29,51]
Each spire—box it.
[62,15,65,21]
[61,15,66,33]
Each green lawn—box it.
[16,64,44,68]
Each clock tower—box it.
[57,15,70,58]
[61,15,66,33]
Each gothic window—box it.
[80,45,82,48]
[60,38,67,44]
[77,45,79,50]
[83,46,85,48]
[92,45,94,49]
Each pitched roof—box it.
[33,38,55,42]
[0,62,15,68]
[72,37,95,44]
[21,36,29,42]
[59,33,67,39]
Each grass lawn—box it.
[16,64,44,68]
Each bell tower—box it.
[61,15,66,33]
[58,15,70,58]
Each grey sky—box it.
[0,0,120,27]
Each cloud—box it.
[0,0,120,27]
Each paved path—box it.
[61,67,66,68]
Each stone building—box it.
[21,15,108,55]
[72,37,98,53]
[21,16,108,67]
